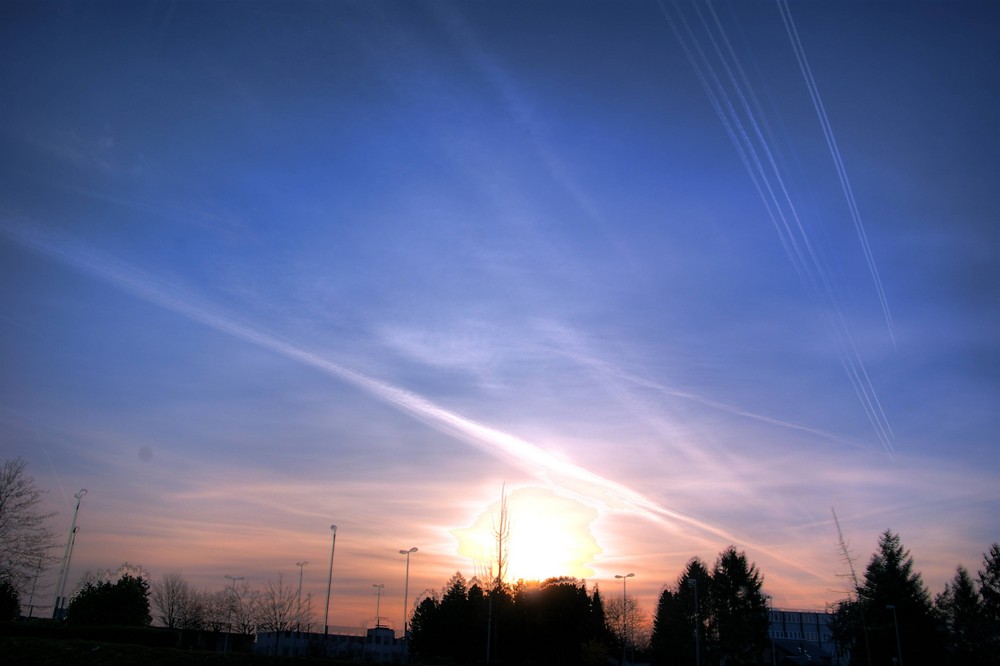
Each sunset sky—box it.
[2,1,998,631]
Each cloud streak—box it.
[1,217,831,581]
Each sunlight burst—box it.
[454,486,601,582]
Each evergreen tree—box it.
[651,587,682,665]
[66,572,151,626]
[978,544,1000,662]
[833,530,943,665]
[584,585,612,666]
[409,594,442,662]
[438,571,473,662]
[588,584,612,646]
[709,547,769,666]
[935,565,987,665]
[651,557,710,666]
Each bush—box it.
[0,579,20,620]
[67,574,151,627]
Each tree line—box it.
[409,572,612,665]
[830,529,1000,666]
[407,545,769,666]
[650,546,769,666]
[3,457,999,664]
[60,564,318,635]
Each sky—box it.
[2,0,999,631]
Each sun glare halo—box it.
[454,486,601,582]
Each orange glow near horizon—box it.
[453,486,602,583]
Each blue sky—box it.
[2,0,998,628]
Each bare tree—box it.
[485,485,511,664]
[201,588,230,632]
[257,573,297,632]
[491,484,511,591]
[152,572,204,629]
[299,591,316,632]
[73,561,151,601]
[0,458,58,596]
[606,593,650,656]
[229,580,259,635]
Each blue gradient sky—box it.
[2,1,998,628]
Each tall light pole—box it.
[296,561,309,632]
[399,547,418,639]
[887,604,903,666]
[687,578,700,666]
[324,524,337,637]
[27,558,43,618]
[53,488,86,619]
[224,574,245,653]
[615,573,634,666]
[373,584,385,628]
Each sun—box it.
[454,486,602,582]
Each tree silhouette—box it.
[66,572,151,626]
[709,546,769,666]
[936,564,987,665]
[410,572,609,665]
[0,458,57,598]
[977,543,1000,662]
[0,578,20,620]
[651,557,711,666]
[409,594,442,661]
[151,571,205,629]
[832,530,943,665]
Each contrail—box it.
[0,217,830,580]
[543,323,872,451]
[776,0,895,346]
[425,2,637,270]
[657,0,895,455]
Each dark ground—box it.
[0,636,345,666]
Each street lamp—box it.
[615,573,635,666]
[325,525,337,637]
[399,547,418,640]
[373,584,385,628]
[296,561,309,632]
[224,575,245,653]
[687,578,700,666]
[887,604,903,666]
[53,489,86,619]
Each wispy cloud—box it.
[2,217,833,582]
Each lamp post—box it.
[224,574,245,653]
[887,604,903,666]
[615,573,634,666]
[373,584,385,628]
[324,524,337,637]
[687,578,700,666]
[296,561,309,632]
[399,547,418,639]
[53,489,86,619]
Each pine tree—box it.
[935,565,987,665]
[836,530,943,665]
[978,544,1000,662]
[710,547,769,666]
